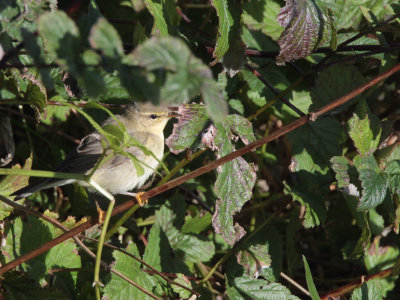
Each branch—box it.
[0,62,399,275]
[320,268,393,300]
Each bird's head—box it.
[124,102,178,135]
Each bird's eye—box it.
[150,114,157,119]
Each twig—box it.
[245,43,400,58]
[280,272,311,297]
[320,268,393,300]
[245,63,305,117]
[0,63,399,275]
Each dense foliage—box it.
[0,0,399,299]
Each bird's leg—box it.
[120,191,147,206]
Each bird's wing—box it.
[56,132,104,173]
[95,131,153,171]
[11,133,104,199]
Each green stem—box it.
[158,150,205,186]
[89,180,115,300]
[105,204,139,240]
[0,168,87,181]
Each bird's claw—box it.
[135,192,147,206]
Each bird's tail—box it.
[11,179,75,200]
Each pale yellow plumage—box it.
[12,102,176,200]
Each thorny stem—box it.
[320,268,393,300]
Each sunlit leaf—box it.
[356,155,388,210]
[212,124,256,245]
[165,104,209,154]
[234,276,301,300]
[243,0,283,40]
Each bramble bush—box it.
[0,0,399,299]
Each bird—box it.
[11,102,178,205]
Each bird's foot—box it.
[120,191,147,206]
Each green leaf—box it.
[119,65,159,102]
[211,0,234,60]
[330,156,352,189]
[302,255,320,300]
[336,0,394,30]
[241,68,290,109]
[350,213,371,259]
[356,155,388,210]
[165,104,209,154]
[385,160,400,194]
[3,273,69,300]
[131,37,228,121]
[236,244,271,279]
[143,223,162,270]
[224,114,256,145]
[288,117,345,166]
[276,0,332,65]
[236,225,282,281]
[2,216,81,282]
[364,236,399,273]
[24,76,47,113]
[350,279,386,300]
[202,79,229,123]
[284,177,327,228]
[228,99,245,115]
[311,65,365,111]
[243,0,283,40]
[156,198,215,263]
[182,213,212,234]
[172,274,192,299]
[104,243,158,300]
[348,101,381,156]
[213,124,256,245]
[211,0,245,75]
[234,277,301,300]
[144,0,171,36]
[0,158,32,219]
[89,17,123,59]
[38,11,81,68]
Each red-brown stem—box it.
[320,268,393,300]
[0,63,399,276]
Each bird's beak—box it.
[167,109,180,118]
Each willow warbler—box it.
[12,102,177,203]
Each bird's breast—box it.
[90,133,164,194]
